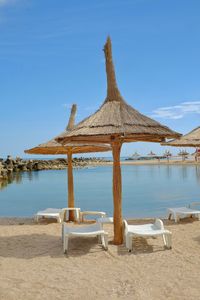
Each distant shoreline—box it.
[90,159,200,166]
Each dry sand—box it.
[0,217,200,300]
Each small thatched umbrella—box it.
[178,149,189,161]
[194,149,200,161]
[56,37,181,243]
[148,151,157,157]
[163,150,172,162]
[25,104,111,221]
[132,151,140,159]
[162,127,200,162]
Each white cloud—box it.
[151,101,200,120]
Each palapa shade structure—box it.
[56,37,181,243]
[148,151,157,157]
[162,127,200,147]
[25,104,111,221]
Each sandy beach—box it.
[0,217,200,300]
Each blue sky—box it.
[0,0,200,158]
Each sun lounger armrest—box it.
[123,220,129,235]
[154,218,164,230]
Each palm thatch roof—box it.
[148,151,156,156]
[178,150,189,156]
[163,150,172,156]
[162,127,200,148]
[132,151,140,158]
[56,37,181,145]
[24,104,111,155]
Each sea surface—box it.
[1,165,200,218]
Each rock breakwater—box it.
[0,156,109,181]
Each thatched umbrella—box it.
[193,149,200,162]
[25,104,111,221]
[56,37,181,243]
[162,127,200,162]
[132,151,140,159]
[178,149,189,161]
[163,150,172,162]
[162,127,200,147]
[148,151,156,157]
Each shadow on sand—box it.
[116,236,170,256]
[0,233,107,259]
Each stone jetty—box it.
[0,156,109,181]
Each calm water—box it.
[1,165,200,218]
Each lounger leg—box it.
[126,234,132,252]
[100,233,108,250]
[162,234,167,246]
[63,235,69,254]
[61,224,64,243]
[104,233,108,250]
[168,213,172,220]
[76,209,80,223]
[80,213,84,223]
[174,213,178,223]
[97,234,101,243]
[165,233,172,249]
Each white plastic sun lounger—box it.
[124,219,172,252]
[168,206,200,223]
[35,208,64,223]
[35,207,81,223]
[62,223,108,253]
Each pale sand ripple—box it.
[0,217,200,300]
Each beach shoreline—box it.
[90,159,200,166]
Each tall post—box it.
[112,140,123,245]
[67,151,75,221]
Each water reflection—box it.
[165,165,172,179]
[180,166,188,180]
[195,165,200,183]
[1,165,200,218]
[2,165,200,191]
[0,171,40,190]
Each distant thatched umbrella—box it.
[163,150,172,157]
[162,127,200,162]
[148,151,156,157]
[192,148,200,160]
[162,127,200,147]
[56,37,180,243]
[132,151,140,159]
[25,104,111,221]
[163,150,172,162]
[178,149,189,161]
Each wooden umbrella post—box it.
[67,151,75,221]
[112,140,123,245]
